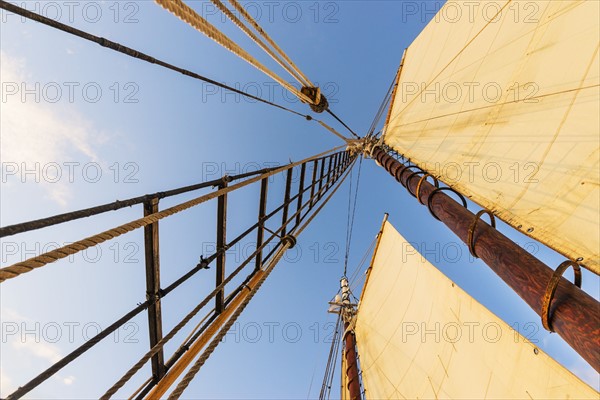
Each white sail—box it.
[354,221,598,399]
[383,0,600,274]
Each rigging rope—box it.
[0,147,344,283]
[367,73,397,137]
[0,1,308,117]
[327,109,360,139]
[343,167,354,276]
[210,0,311,88]
[155,0,314,104]
[378,48,406,143]
[100,155,354,398]
[167,244,290,400]
[348,235,377,294]
[319,314,342,400]
[317,120,351,142]
[343,156,363,276]
[0,1,357,141]
[0,0,355,144]
[165,164,353,399]
[227,0,314,88]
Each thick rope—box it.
[167,244,288,399]
[0,2,356,144]
[226,0,314,88]
[155,0,314,105]
[0,1,315,120]
[95,155,355,398]
[0,147,343,283]
[209,0,309,87]
[165,164,353,399]
[0,168,278,238]
[102,213,287,398]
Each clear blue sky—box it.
[1,1,598,398]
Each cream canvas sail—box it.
[354,221,598,399]
[382,0,600,274]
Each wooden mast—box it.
[368,144,600,372]
[340,277,362,400]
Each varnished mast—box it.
[365,142,600,372]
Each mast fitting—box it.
[301,86,328,113]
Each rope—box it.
[0,0,315,120]
[317,120,351,142]
[319,314,342,400]
[104,224,282,398]
[343,167,354,276]
[367,73,397,137]
[348,236,377,294]
[127,376,153,400]
[210,0,309,87]
[343,156,363,276]
[0,2,358,144]
[378,48,406,143]
[5,301,150,400]
[0,168,277,238]
[227,0,314,88]
[166,164,353,399]
[155,0,314,105]
[102,155,354,398]
[167,245,288,400]
[325,317,342,400]
[0,147,344,283]
[326,109,360,139]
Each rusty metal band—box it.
[467,210,497,258]
[542,261,582,332]
[427,187,468,221]
[398,165,423,188]
[415,173,439,204]
[406,171,426,197]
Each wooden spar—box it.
[143,198,166,380]
[339,277,362,400]
[370,145,600,372]
[343,322,362,400]
[216,177,228,314]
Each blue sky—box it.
[1,0,598,398]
